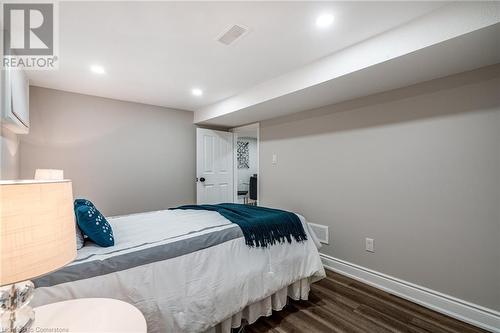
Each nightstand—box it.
[33,298,147,332]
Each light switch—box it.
[365,238,374,252]
[272,154,277,165]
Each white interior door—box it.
[196,128,234,204]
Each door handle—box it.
[200,177,206,182]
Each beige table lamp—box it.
[0,180,76,333]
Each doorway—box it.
[195,124,259,205]
[232,123,259,205]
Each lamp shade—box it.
[0,180,76,286]
[34,169,64,181]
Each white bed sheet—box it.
[33,209,325,333]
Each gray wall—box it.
[0,127,20,180]
[260,65,500,311]
[20,87,196,216]
[0,67,20,180]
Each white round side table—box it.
[33,298,147,333]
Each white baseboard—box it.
[320,254,500,333]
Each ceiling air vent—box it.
[217,25,248,45]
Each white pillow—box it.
[76,225,85,250]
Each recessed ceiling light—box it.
[90,65,106,75]
[192,88,203,96]
[316,13,334,29]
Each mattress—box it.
[32,209,325,333]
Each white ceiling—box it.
[27,1,446,111]
[195,2,500,126]
[201,24,500,127]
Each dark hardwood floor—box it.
[244,269,489,333]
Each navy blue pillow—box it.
[75,202,114,247]
[73,199,94,249]
[74,198,94,210]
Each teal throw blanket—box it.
[170,203,307,248]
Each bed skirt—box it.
[204,277,313,333]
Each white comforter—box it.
[33,209,325,333]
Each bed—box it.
[32,208,326,333]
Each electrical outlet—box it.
[365,238,374,252]
[272,153,277,165]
